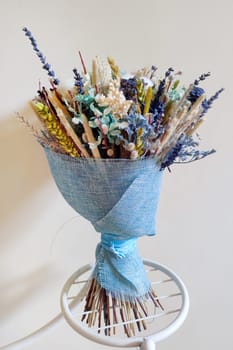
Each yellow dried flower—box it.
[136,79,145,104]
[32,101,80,158]
[143,86,153,115]
[135,128,144,156]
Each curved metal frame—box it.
[0,260,189,350]
[61,260,189,349]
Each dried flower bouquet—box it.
[21,27,223,337]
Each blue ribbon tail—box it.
[91,233,151,300]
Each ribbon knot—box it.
[100,233,137,258]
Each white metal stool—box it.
[0,260,189,350]
[61,260,189,350]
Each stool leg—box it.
[140,338,156,350]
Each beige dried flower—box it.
[95,78,132,118]
[92,56,112,89]
[134,66,151,79]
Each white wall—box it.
[0,0,232,349]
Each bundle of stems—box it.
[81,278,163,337]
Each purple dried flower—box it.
[160,140,183,169]
[165,67,174,78]
[200,88,224,117]
[48,70,55,77]
[150,65,157,79]
[22,27,60,86]
[43,63,51,70]
[153,67,174,105]
[149,70,166,124]
[122,111,153,144]
[53,78,60,86]
[187,86,205,104]
[73,68,84,94]
[194,72,211,85]
[161,135,216,169]
[151,100,165,127]
[176,135,215,163]
[207,88,224,105]
[120,78,137,101]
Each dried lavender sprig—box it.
[165,67,174,78]
[149,69,173,119]
[156,67,174,99]
[73,68,84,94]
[200,88,224,117]
[22,27,60,85]
[160,140,183,169]
[194,72,211,85]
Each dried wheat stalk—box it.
[48,91,90,158]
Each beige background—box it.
[0,0,232,349]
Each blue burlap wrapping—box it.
[43,146,162,300]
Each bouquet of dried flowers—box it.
[21,27,223,337]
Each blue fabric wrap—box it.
[43,146,163,299]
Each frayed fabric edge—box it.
[81,277,163,337]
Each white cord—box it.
[0,312,63,350]
[0,283,87,350]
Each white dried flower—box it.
[83,73,91,93]
[141,77,154,88]
[95,78,132,118]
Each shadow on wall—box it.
[0,264,53,320]
[0,107,50,229]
